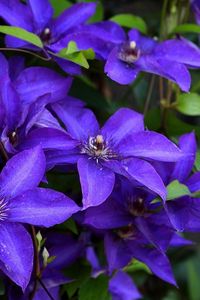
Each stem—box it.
[143,75,155,116]
[159,0,169,39]
[29,226,40,300]
[0,47,51,61]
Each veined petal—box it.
[101,108,144,146]
[0,222,33,290]
[109,271,141,300]
[51,2,96,38]
[0,146,45,198]
[78,157,115,208]
[27,0,53,32]
[8,188,80,227]
[119,131,183,162]
[14,67,73,105]
[105,47,139,84]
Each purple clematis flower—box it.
[0,146,79,290]
[44,105,184,208]
[0,0,96,74]
[65,23,200,91]
[191,0,200,24]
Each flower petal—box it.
[8,188,80,227]
[78,157,115,208]
[0,146,45,198]
[0,222,33,290]
[109,271,141,300]
[105,47,139,84]
[119,131,183,162]
[101,108,144,146]
[14,67,73,105]
[27,0,53,31]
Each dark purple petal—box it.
[155,37,200,67]
[170,132,197,182]
[84,197,132,229]
[137,56,191,92]
[14,67,73,105]
[0,0,33,31]
[0,53,9,78]
[54,57,81,75]
[8,188,80,227]
[51,2,96,38]
[186,172,200,193]
[169,234,193,247]
[128,29,157,53]
[0,146,45,198]
[105,47,139,84]
[52,106,99,141]
[0,222,33,290]
[45,149,81,170]
[8,56,25,81]
[27,0,53,31]
[119,131,183,162]
[109,271,141,300]
[78,157,115,208]
[101,108,144,146]
[20,128,78,151]
[34,109,63,130]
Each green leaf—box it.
[110,14,147,34]
[195,150,200,171]
[187,260,200,300]
[0,25,43,48]
[125,259,151,274]
[78,275,111,300]
[49,0,71,17]
[167,180,190,200]
[176,93,200,116]
[172,23,200,35]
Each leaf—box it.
[49,0,71,17]
[172,23,200,35]
[78,275,111,300]
[0,25,43,48]
[167,180,190,200]
[110,14,147,34]
[187,260,200,300]
[195,150,200,171]
[125,259,151,274]
[57,41,95,69]
[176,92,200,116]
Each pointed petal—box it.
[54,57,81,75]
[101,108,144,146]
[109,271,141,300]
[20,128,78,151]
[119,131,183,162]
[52,106,99,141]
[0,146,45,198]
[105,47,139,84]
[0,222,33,290]
[14,67,73,105]
[52,2,96,38]
[186,171,200,192]
[78,157,115,208]
[170,132,197,182]
[27,0,53,31]
[8,188,80,227]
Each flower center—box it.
[128,197,146,217]
[0,198,9,221]
[80,135,117,162]
[40,27,52,44]
[117,224,135,239]
[8,131,18,146]
[118,41,141,64]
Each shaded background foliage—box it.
[0,0,200,299]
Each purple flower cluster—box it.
[0,1,199,299]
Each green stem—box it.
[143,75,155,116]
[0,47,51,61]
[160,0,169,39]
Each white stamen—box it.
[44,27,50,35]
[130,41,137,49]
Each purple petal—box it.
[169,234,193,247]
[78,157,115,208]
[20,128,78,151]
[102,108,144,146]
[45,149,81,170]
[170,132,197,182]
[34,109,63,130]
[0,222,33,290]
[128,29,157,53]
[52,106,99,141]
[0,53,9,78]
[51,2,96,38]
[8,56,25,81]
[27,0,53,32]
[186,172,200,193]
[0,0,33,31]
[105,47,139,84]
[54,57,81,75]
[0,146,45,198]
[14,67,73,105]
[155,37,200,67]
[8,188,80,227]
[109,271,141,300]
[84,197,132,229]
[119,131,183,162]
[138,56,191,92]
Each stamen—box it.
[118,41,141,64]
[128,197,146,217]
[40,27,52,44]
[0,198,9,221]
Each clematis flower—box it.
[0,0,96,74]
[40,105,184,208]
[191,0,200,24]
[0,146,79,290]
[65,24,200,91]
